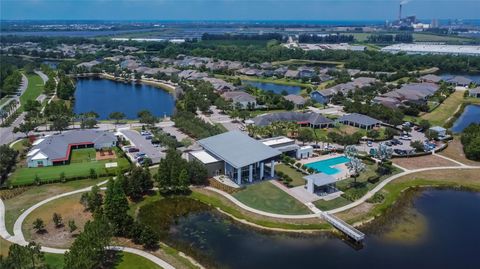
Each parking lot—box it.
[355,129,431,156]
[119,129,165,164]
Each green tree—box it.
[178,169,190,191]
[68,219,77,233]
[32,218,45,234]
[137,110,158,126]
[108,111,126,127]
[64,212,112,269]
[80,185,102,212]
[1,242,46,269]
[297,128,314,145]
[104,179,132,236]
[52,213,63,228]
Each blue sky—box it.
[1,0,479,21]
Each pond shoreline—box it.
[188,176,480,235]
[71,72,178,94]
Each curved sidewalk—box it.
[207,165,480,218]
[205,187,320,219]
[0,179,177,269]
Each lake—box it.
[439,73,480,84]
[73,78,174,119]
[243,81,302,95]
[451,105,480,133]
[139,190,480,269]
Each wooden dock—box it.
[322,212,365,242]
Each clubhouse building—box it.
[27,130,117,168]
[189,131,282,185]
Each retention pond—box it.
[73,78,174,119]
[138,190,480,269]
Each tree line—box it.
[298,34,354,43]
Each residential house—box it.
[310,77,377,104]
[420,74,443,83]
[447,76,473,87]
[284,70,300,79]
[250,111,333,129]
[336,113,381,130]
[377,82,439,106]
[284,94,307,108]
[221,91,256,108]
[204,78,236,93]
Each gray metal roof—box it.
[198,131,281,169]
[28,130,117,162]
[337,113,381,126]
[304,173,337,186]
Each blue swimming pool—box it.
[305,156,350,175]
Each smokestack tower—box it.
[399,4,402,20]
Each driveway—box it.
[119,129,165,164]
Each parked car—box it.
[385,141,393,146]
[128,147,139,153]
[135,152,146,158]
[312,144,321,149]
[140,131,151,136]
[391,138,403,145]
[367,141,373,147]
[144,135,153,140]
[400,135,411,140]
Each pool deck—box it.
[298,153,350,180]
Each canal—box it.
[242,80,302,95]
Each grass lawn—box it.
[439,137,480,166]
[313,196,351,211]
[421,91,465,126]
[3,252,161,269]
[0,236,12,256]
[412,33,473,43]
[201,39,269,47]
[231,74,313,88]
[44,253,64,269]
[191,188,329,230]
[116,252,162,269]
[20,73,44,109]
[232,181,310,215]
[11,138,28,152]
[9,148,129,185]
[275,163,306,187]
[2,177,107,235]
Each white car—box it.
[400,135,411,140]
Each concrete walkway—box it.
[205,186,320,219]
[0,179,177,269]
[207,164,480,219]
